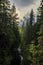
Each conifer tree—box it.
[0,0,11,65]
[0,1,21,64]
[37,0,43,65]
[29,9,34,25]
[21,9,35,65]
[23,9,34,45]
[9,4,21,65]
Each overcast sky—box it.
[10,0,41,20]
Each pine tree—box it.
[24,9,34,45]
[9,4,21,65]
[21,9,35,65]
[0,1,21,65]
[29,9,34,25]
[37,0,43,65]
[0,0,11,34]
[0,0,11,65]
[37,0,43,25]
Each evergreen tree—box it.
[37,0,43,25]
[23,9,34,45]
[29,9,34,25]
[37,0,43,65]
[0,0,11,65]
[9,4,21,65]
[21,9,35,65]
[0,0,10,32]
[0,1,21,65]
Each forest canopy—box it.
[0,0,43,65]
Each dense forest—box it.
[0,0,43,65]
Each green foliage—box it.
[21,1,43,65]
[0,0,21,65]
[37,0,43,65]
[0,0,43,65]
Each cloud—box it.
[10,0,40,20]
[14,0,38,7]
[21,0,35,7]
